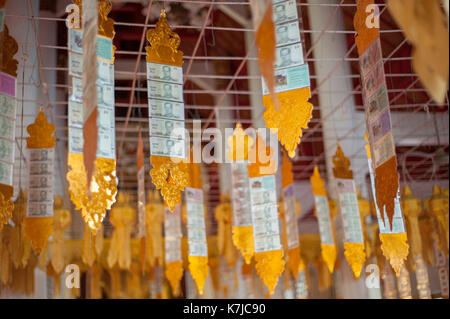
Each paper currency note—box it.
[0,72,16,97]
[0,139,14,163]
[359,38,382,78]
[252,189,277,206]
[97,36,113,63]
[188,241,208,257]
[29,174,54,189]
[366,83,389,120]
[68,52,83,77]
[149,99,184,121]
[147,62,183,85]
[150,118,185,139]
[0,94,15,118]
[275,21,301,47]
[273,0,298,25]
[262,64,310,95]
[336,179,364,244]
[97,60,114,85]
[147,81,183,103]
[188,228,207,242]
[150,136,185,159]
[253,218,280,237]
[97,127,115,159]
[254,235,282,253]
[0,161,12,186]
[27,201,53,218]
[274,43,304,70]
[68,99,83,128]
[369,108,392,144]
[363,60,385,100]
[29,188,53,202]
[69,127,83,154]
[253,204,278,221]
[372,132,395,168]
[165,240,182,263]
[0,116,14,141]
[314,195,334,245]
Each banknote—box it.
[29,188,53,202]
[150,118,185,139]
[369,108,392,144]
[97,128,116,159]
[188,228,207,242]
[187,213,205,228]
[275,21,301,47]
[253,218,280,237]
[69,127,83,154]
[165,239,182,262]
[0,72,16,97]
[150,136,185,159]
[29,174,54,189]
[253,204,278,221]
[164,211,182,237]
[372,132,395,168]
[366,83,389,120]
[254,235,282,253]
[359,39,382,78]
[97,106,114,131]
[71,77,83,102]
[250,175,276,192]
[262,64,310,95]
[185,187,203,203]
[0,9,5,33]
[0,116,14,141]
[68,29,83,54]
[147,81,183,102]
[97,36,113,62]
[342,216,364,244]
[0,139,14,163]
[147,62,183,84]
[232,209,252,228]
[68,52,82,77]
[363,60,385,100]
[29,148,53,162]
[314,195,334,245]
[0,94,15,118]
[251,189,277,206]
[29,161,53,176]
[97,84,115,108]
[97,60,115,85]
[274,43,304,70]
[27,201,53,218]
[68,100,83,128]
[335,178,355,195]
[0,161,12,186]
[273,0,298,25]
[149,99,184,121]
[186,202,204,217]
[188,241,208,257]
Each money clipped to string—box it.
[310,166,337,273]
[107,192,136,270]
[147,10,189,211]
[0,23,18,231]
[332,145,366,279]
[354,0,399,230]
[164,203,183,295]
[401,185,432,299]
[365,135,409,276]
[280,152,302,280]
[254,0,313,158]
[144,190,164,269]
[185,156,209,295]
[248,134,284,295]
[23,109,56,256]
[227,123,255,264]
[387,0,449,104]
[66,0,118,233]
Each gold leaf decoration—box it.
[332,144,353,179]
[263,87,313,158]
[343,242,366,279]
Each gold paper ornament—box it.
[107,192,136,270]
[82,222,104,267]
[429,185,449,256]
[215,193,238,267]
[145,190,165,268]
[50,195,71,274]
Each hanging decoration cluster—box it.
[251,0,313,158]
[146,10,188,211]
[0,17,17,231]
[66,0,118,232]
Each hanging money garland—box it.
[280,152,302,279]
[354,0,399,230]
[227,123,255,264]
[0,23,18,231]
[251,0,313,158]
[23,109,55,256]
[146,10,188,211]
[185,157,209,295]
[164,203,183,295]
[310,166,336,273]
[66,0,118,233]
[364,135,408,276]
[248,134,284,295]
[332,145,366,278]
[401,185,432,299]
